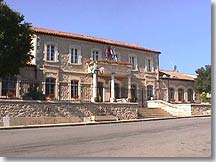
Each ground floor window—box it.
[169,88,175,101]
[178,88,184,101]
[45,78,56,97]
[187,89,193,102]
[115,83,120,99]
[1,77,17,96]
[131,84,137,99]
[71,80,79,98]
[147,85,153,100]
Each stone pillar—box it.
[42,81,45,95]
[127,76,131,101]
[110,73,115,102]
[91,72,97,102]
[16,80,20,98]
[103,87,106,102]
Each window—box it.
[129,56,137,69]
[147,85,153,100]
[131,84,137,99]
[92,50,100,61]
[187,89,193,102]
[146,58,153,72]
[46,45,55,61]
[70,48,78,63]
[169,88,175,100]
[178,88,184,101]
[1,77,17,96]
[45,78,56,97]
[71,80,79,98]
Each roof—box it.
[31,27,161,54]
[159,70,197,81]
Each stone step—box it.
[138,108,173,118]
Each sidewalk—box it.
[0,115,211,130]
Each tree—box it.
[194,65,211,94]
[0,0,34,77]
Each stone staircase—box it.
[138,108,173,118]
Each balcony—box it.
[85,59,133,77]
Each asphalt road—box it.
[0,117,211,157]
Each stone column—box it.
[16,80,20,98]
[91,72,97,102]
[127,76,131,101]
[110,73,115,102]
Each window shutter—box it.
[43,45,47,61]
[55,47,59,62]
[78,55,82,64]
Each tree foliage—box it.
[0,1,34,77]
[194,65,211,93]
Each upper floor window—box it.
[92,50,100,61]
[44,43,58,62]
[46,45,55,61]
[70,48,78,63]
[129,55,137,69]
[146,58,153,72]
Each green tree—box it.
[0,0,34,77]
[194,65,211,93]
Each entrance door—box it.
[115,83,120,99]
[97,82,103,102]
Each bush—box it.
[23,84,46,100]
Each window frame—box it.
[45,77,56,97]
[178,88,184,101]
[71,80,79,98]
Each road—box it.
[0,117,211,157]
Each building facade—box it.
[159,70,198,103]
[0,27,161,103]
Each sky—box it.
[4,0,211,75]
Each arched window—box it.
[178,88,184,101]
[45,78,56,97]
[169,88,175,100]
[187,89,193,102]
[147,85,153,100]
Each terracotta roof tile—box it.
[31,27,161,54]
[160,70,196,81]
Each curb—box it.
[0,115,211,130]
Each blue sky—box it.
[5,0,211,74]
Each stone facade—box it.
[159,70,198,103]
[0,27,161,104]
[0,100,138,126]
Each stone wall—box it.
[191,103,211,116]
[0,100,138,126]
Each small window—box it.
[187,89,193,102]
[146,58,153,72]
[169,88,175,100]
[129,56,137,69]
[92,50,100,61]
[178,88,184,101]
[147,85,153,100]
[131,84,137,99]
[70,48,78,63]
[71,80,79,98]
[46,45,55,61]
[45,78,56,97]
[1,77,17,96]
